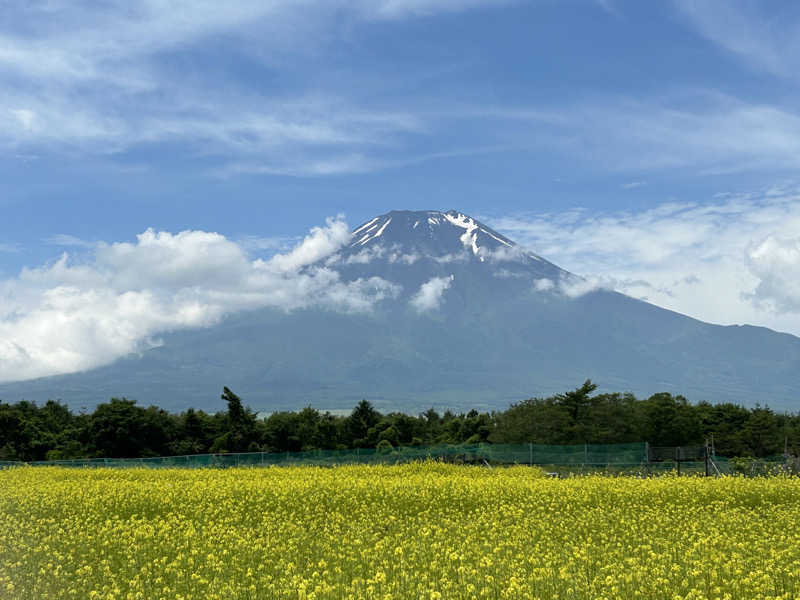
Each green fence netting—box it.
[3,443,793,473]
[8,442,648,469]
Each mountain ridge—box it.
[1,209,799,413]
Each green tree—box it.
[740,406,781,457]
[378,425,400,446]
[88,399,172,458]
[376,439,394,454]
[212,387,259,453]
[641,393,701,447]
[555,380,597,442]
[490,397,571,444]
[345,400,381,447]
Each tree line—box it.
[1,381,798,462]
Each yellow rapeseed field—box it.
[1,463,799,600]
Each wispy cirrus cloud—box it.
[621,181,646,189]
[3,86,425,172]
[0,0,501,174]
[486,185,800,336]
[673,0,800,80]
[45,234,96,248]
[472,92,800,174]
[0,0,510,95]
[367,0,511,19]
[5,0,800,180]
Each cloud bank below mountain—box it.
[0,218,399,383]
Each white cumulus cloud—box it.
[410,275,453,313]
[0,217,400,383]
[267,217,352,272]
[746,235,800,313]
[556,275,614,299]
[487,185,800,336]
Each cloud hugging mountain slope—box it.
[2,209,799,413]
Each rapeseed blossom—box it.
[1,464,798,599]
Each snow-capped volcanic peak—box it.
[348,209,521,259]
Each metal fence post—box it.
[583,442,588,470]
[529,442,533,467]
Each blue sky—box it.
[3,0,800,381]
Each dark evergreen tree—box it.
[212,387,260,452]
[344,400,381,447]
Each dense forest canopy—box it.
[1,382,798,461]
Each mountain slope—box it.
[2,209,799,412]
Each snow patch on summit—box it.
[443,212,481,256]
[373,218,391,239]
[441,211,515,262]
[353,217,391,246]
[482,229,513,248]
[352,217,379,236]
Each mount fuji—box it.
[3,209,800,412]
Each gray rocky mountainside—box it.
[2,209,800,412]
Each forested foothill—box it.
[1,382,798,462]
